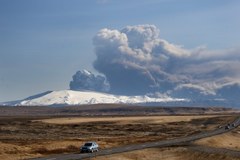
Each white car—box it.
[80,142,99,153]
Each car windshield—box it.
[84,143,93,146]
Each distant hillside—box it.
[0,104,238,116]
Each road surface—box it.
[31,116,240,160]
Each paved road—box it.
[31,116,240,160]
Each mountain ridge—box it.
[2,90,187,107]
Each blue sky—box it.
[1,0,240,102]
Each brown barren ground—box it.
[35,115,219,124]
[93,147,240,160]
[0,114,237,160]
[195,125,240,151]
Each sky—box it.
[1,0,240,102]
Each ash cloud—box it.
[93,24,240,99]
[70,70,110,92]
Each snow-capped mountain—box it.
[2,90,187,106]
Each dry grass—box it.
[195,126,240,151]
[92,147,240,160]
[93,147,185,160]
[34,115,219,124]
[0,115,237,160]
[0,140,82,160]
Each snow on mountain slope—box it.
[5,90,187,106]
